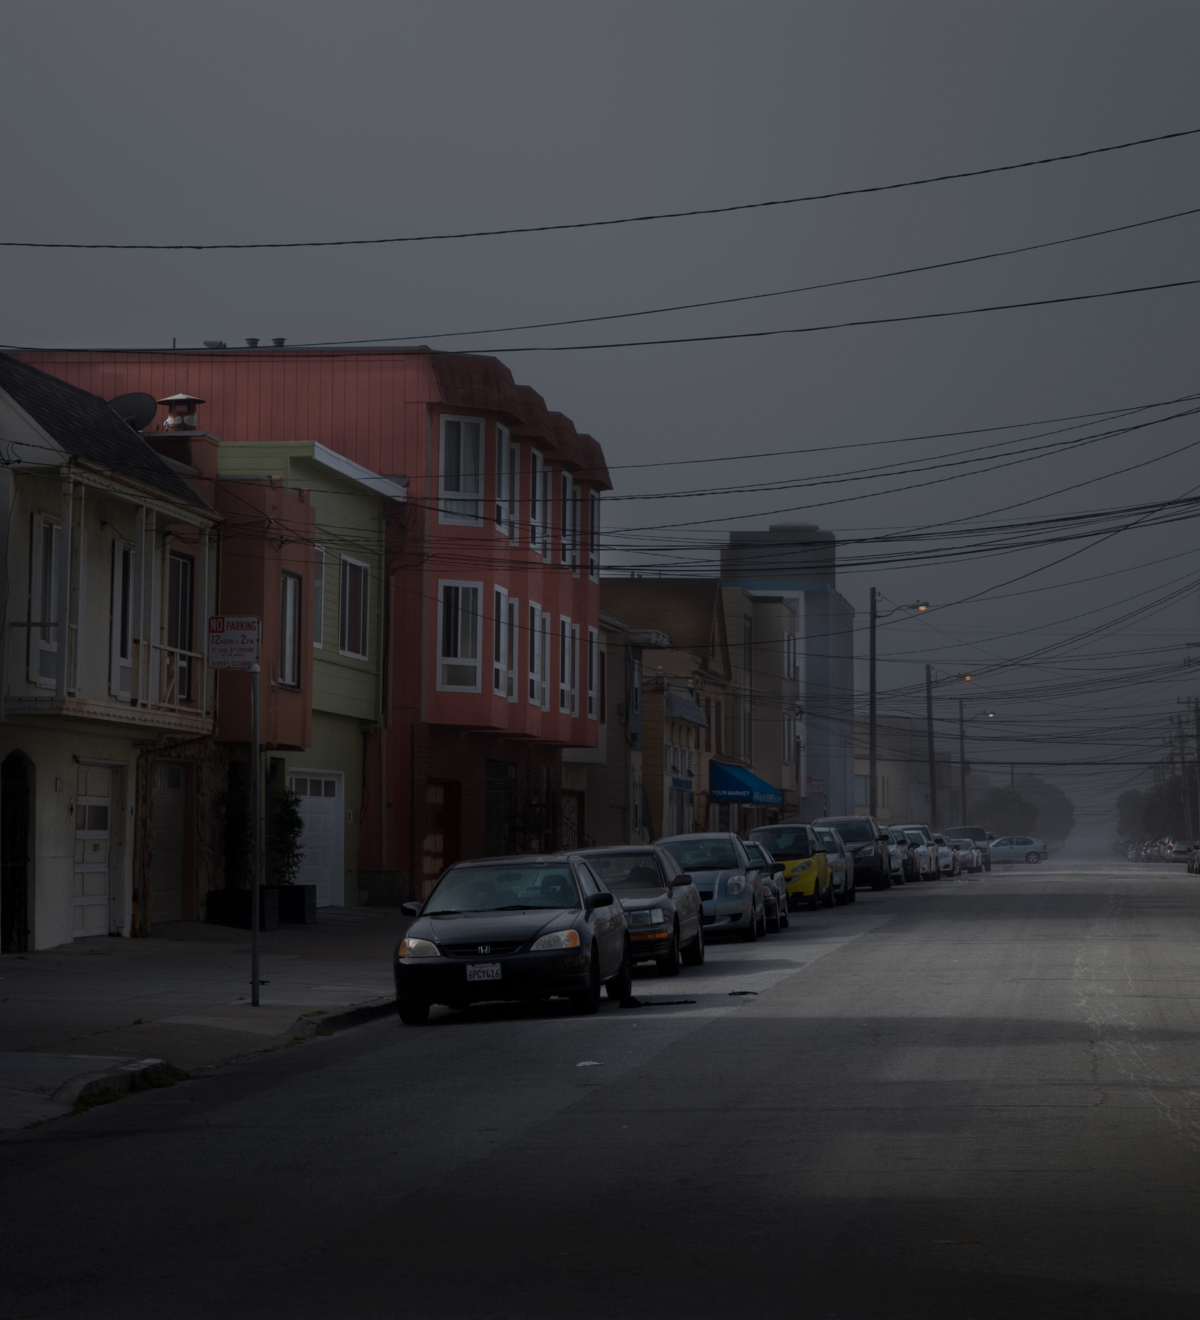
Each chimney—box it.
[271,337,286,347]
[245,337,259,347]
[157,392,204,432]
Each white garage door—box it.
[287,772,344,908]
[74,766,112,938]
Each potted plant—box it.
[268,784,314,923]
[206,767,280,930]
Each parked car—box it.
[747,823,835,911]
[989,836,1049,864]
[813,815,892,889]
[395,855,632,1024]
[899,825,938,879]
[876,827,908,883]
[949,837,984,874]
[880,826,918,882]
[659,833,767,942]
[1168,840,1197,863]
[571,845,704,973]
[812,825,856,905]
[945,825,994,872]
[932,833,960,877]
[742,839,790,932]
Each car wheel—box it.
[881,868,893,890]
[834,883,849,907]
[953,859,961,876]
[397,1000,429,1026]
[657,927,682,976]
[682,920,706,965]
[607,941,634,1000]
[741,907,759,942]
[1025,851,1041,864]
[806,883,820,911]
[778,901,789,930]
[757,905,767,937]
[571,947,602,1014]
[848,881,857,904]
[822,880,835,908]
[766,899,781,934]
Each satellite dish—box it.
[106,393,159,432]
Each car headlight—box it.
[793,861,810,872]
[725,877,746,895]
[398,937,440,959]
[627,908,666,927]
[531,929,581,952]
[858,845,875,857]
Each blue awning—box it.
[708,761,782,807]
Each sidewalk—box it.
[0,907,409,1129]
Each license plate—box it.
[467,963,501,982]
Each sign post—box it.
[208,617,263,1004]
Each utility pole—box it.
[1192,697,1200,839]
[958,698,967,825]
[250,663,262,1007]
[925,663,937,827]
[869,588,878,816]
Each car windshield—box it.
[660,839,741,871]
[814,828,841,853]
[749,828,812,860]
[903,830,924,845]
[583,852,666,890]
[424,864,580,914]
[821,819,874,843]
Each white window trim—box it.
[279,570,302,688]
[508,437,519,543]
[529,450,543,552]
[586,626,598,720]
[492,585,509,696]
[506,595,519,701]
[109,538,133,700]
[438,414,484,526]
[437,579,483,692]
[559,616,571,713]
[494,426,509,533]
[313,545,325,649]
[338,555,371,660]
[588,491,600,581]
[30,513,60,689]
[528,600,542,706]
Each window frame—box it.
[312,545,325,649]
[492,585,509,696]
[507,438,519,543]
[166,549,196,702]
[30,514,60,689]
[436,579,482,692]
[588,490,600,580]
[110,539,134,700]
[528,450,544,552]
[559,473,573,568]
[279,570,302,688]
[438,414,484,525]
[338,555,370,660]
[586,626,598,720]
[494,425,510,533]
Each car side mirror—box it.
[400,901,422,917]
[986,833,995,841]
[772,863,785,876]
[675,873,694,885]
[586,891,614,911]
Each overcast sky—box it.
[4,1,1199,840]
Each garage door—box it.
[287,773,344,908]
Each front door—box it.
[287,772,344,907]
[421,780,460,899]
[74,766,113,938]
[150,763,186,923]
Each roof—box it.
[600,579,726,658]
[0,353,208,509]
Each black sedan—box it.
[395,855,632,1024]
[572,845,704,974]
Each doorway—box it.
[420,780,460,898]
[1,752,32,953]
[74,765,116,938]
[150,762,187,924]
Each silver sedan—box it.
[658,833,767,942]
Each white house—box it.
[0,355,219,951]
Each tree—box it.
[1115,788,1148,838]
[1015,775,1075,843]
[971,786,1038,836]
[268,786,306,886]
[1141,776,1187,840]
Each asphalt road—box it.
[3,860,1199,1319]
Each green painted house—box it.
[217,441,406,906]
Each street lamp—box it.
[868,591,929,816]
[925,667,975,828]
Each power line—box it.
[5,125,1197,251]
[289,204,1200,347]
[450,276,1200,354]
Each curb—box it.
[318,995,397,1032]
[51,1058,183,1110]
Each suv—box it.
[945,825,994,873]
[812,816,891,890]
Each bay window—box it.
[438,581,481,690]
[440,416,483,523]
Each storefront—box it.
[708,761,783,835]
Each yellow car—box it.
[748,824,835,910]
